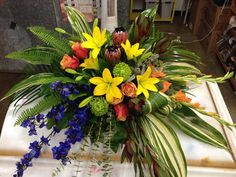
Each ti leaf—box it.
[140,113,187,177]
[5,46,62,65]
[1,73,75,101]
[169,106,228,149]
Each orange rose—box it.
[121,82,137,98]
[60,54,79,70]
[174,90,192,102]
[160,81,172,93]
[72,42,88,59]
[110,95,124,105]
[114,103,128,121]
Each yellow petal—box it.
[106,91,114,103]
[121,43,127,51]
[94,83,107,96]
[132,43,139,52]
[89,77,104,85]
[103,68,113,82]
[112,77,123,86]
[82,41,96,49]
[92,47,100,58]
[148,77,160,84]
[93,26,101,38]
[134,48,145,57]
[142,67,152,80]
[83,33,94,42]
[111,84,122,98]
[143,88,149,99]
[137,84,144,95]
[141,82,157,92]
[126,39,131,49]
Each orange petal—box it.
[160,81,172,93]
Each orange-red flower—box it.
[72,42,88,59]
[121,82,137,98]
[114,103,128,121]
[160,81,172,93]
[174,90,192,102]
[60,54,79,70]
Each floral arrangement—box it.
[2,6,235,177]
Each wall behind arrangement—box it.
[0,0,69,73]
[0,0,130,73]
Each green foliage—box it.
[169,106,228,149]
[1,73,75,101]
[15,95,61,126]
[163,62,203,76]
[28,26,71,55]
[159,46,202,64]
[142,92,168,114]
[5,46,62,65]
[65,6,92,41]
[141,114,187,177]
[110,123,127,152]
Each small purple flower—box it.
[40,136,50,145]
[52,141,71,165]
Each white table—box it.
[0,82,236,177]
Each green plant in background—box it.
[2,6,235,177]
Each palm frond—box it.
[15,94,61,126]
[28,26,71,55]
[5,46,62,65]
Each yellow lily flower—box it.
[89,68,123,103]
[121,39,145,60]
[136,67,160,99]
[81,26,107,59]
[80,52,99,70]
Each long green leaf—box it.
[163,62,203,76]
[5,47,62,65]
[169,106,228,149]
[141,114,187,177]
[65,6,92,41]
[1,73,75,101]
[28,26,71,54]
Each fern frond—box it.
[6,46,62,65]
[28,26,71,54]
[15,95,61,126]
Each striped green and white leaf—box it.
[65,6,92,41]
[1,73,75,101]
[160,47,201,64]
[169,106,228,149]
[163,62,203,76]
[6,46,62,65]
[141,113,187,177]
